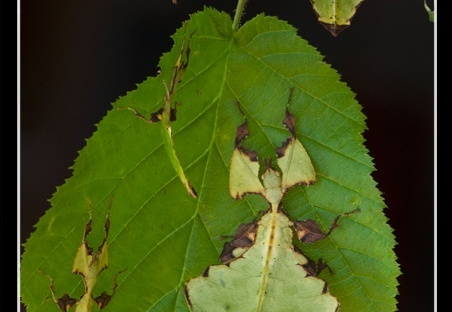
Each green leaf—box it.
[21,7,400,312]
[309,0,365,36]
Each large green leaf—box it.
[21,7,399,312]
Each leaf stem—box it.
[232,0,247,31]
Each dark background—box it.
[20,0,435,311]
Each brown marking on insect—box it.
[322,282,329,294]
[184,286,193,308]
[94,292,113,309]
[202,266,210,277]
[275,137,293,158]
[220,222,258,263]
[237,146,258,162]
[299,254,332,277]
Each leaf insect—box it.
[39,199,125,312]
[309,0,365,36]
[185,113,357,311]
[118,31,197,198]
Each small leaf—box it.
[309,0,365,36]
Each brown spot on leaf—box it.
[150,108,164,123]
[170,107,177,122]
[235,122,249,146]
[94,291,113,309]
[293,219,327,244]
[283,110,297,136]
[56,294,77,312]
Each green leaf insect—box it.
[118,34,197,198]
[309,0,365,36]
[39,200,124,312]
[185,119,340,312]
